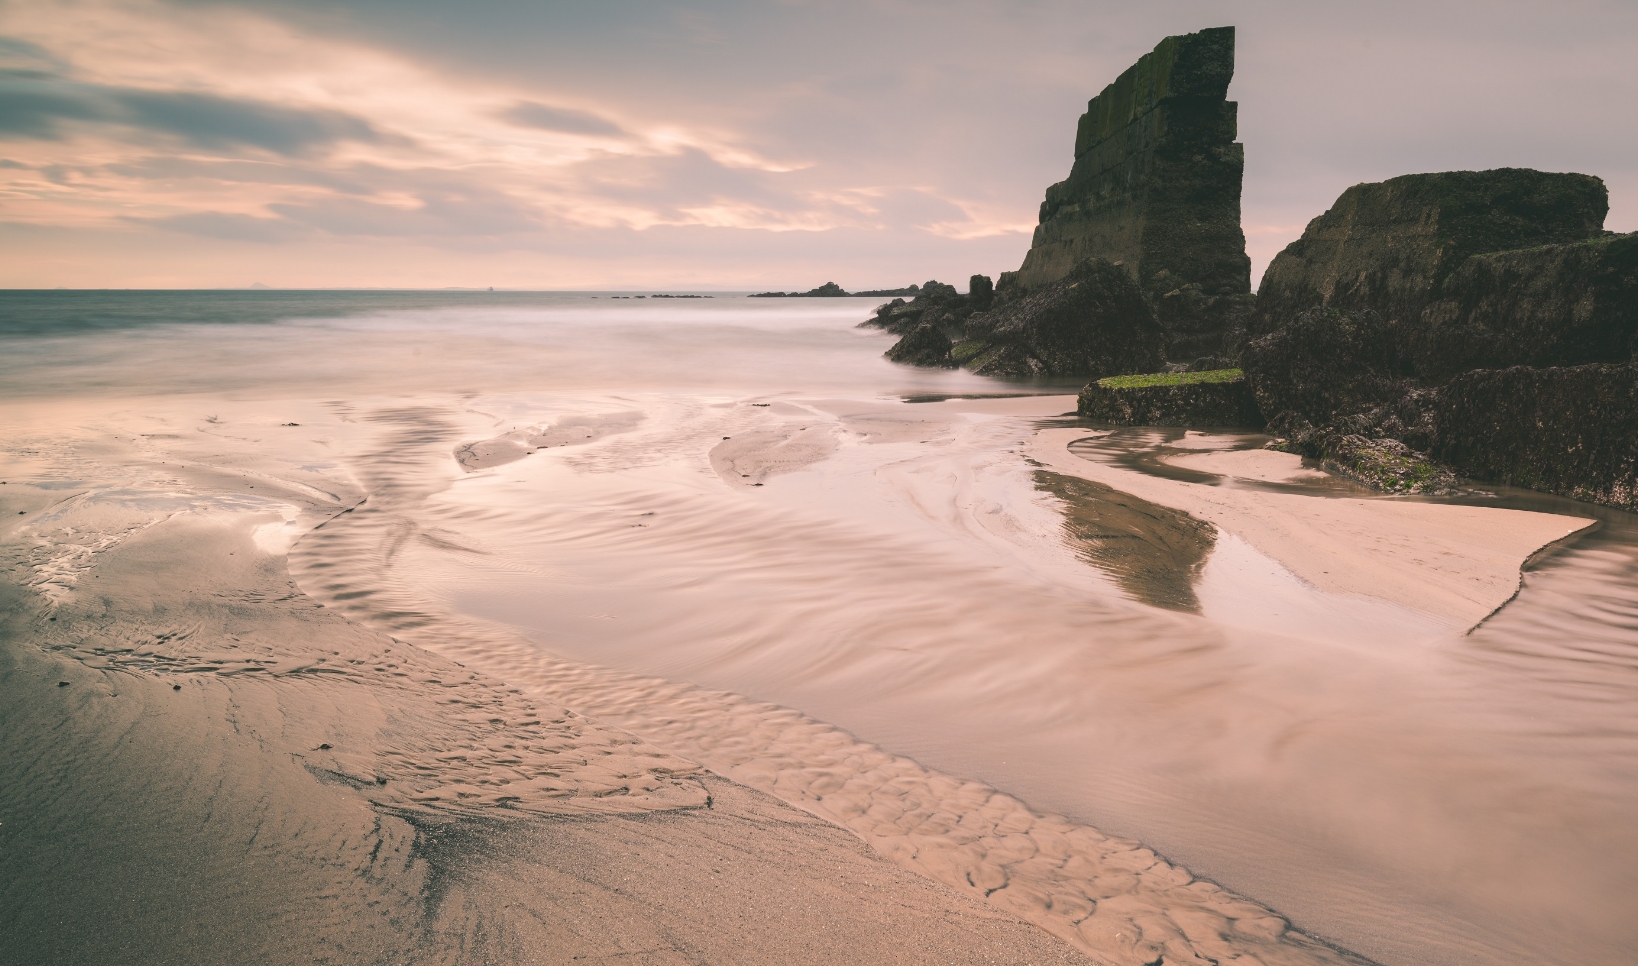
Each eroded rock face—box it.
[1437,363,1637,511]
[1245,168,1638,507]
[955,258,1165,377]
[1013,26,1251,361]
[1415,232,1638,380]
[1252,168,1609,337]
[884,321,956,368]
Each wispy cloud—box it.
[0,0,1632,288]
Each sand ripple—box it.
[289,463,1366,966]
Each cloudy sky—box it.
[3,0,1634,290]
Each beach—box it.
[4,292,1637,966]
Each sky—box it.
[2,0,1635,290]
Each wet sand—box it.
[1032,427,1596,629]
[0,460,1095,966]
[6,295,1637,966]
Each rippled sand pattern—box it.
[286,407,1366,966]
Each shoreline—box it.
[0,497,1097,965]
[1030,426,1598,630]
[4,379,1631,966]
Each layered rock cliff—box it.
[1250,169,1609,339]
[877,27,1254,375]
[1015,25,1252,360]
[1244,168,1638,507]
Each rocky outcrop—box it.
[1251,168,1609,338]
[751,281,850,297]
[1245,168,1638,507]
[861,278,978,336]
[1077,370,1262,427]
[1436,363,1637,511]
[1013,26,1252,361]
[752,281,928,297]
[884,321,956,368]
[1243,307,1434,447]
[879,27,1254,371]
[1414,232,1638,380]
[953,259,1166,377]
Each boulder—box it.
[1244,167,1638,507]
[1077,370,1263,427]
[955,258,1166,377]
[1279,426,1458,494]
[883,321,956,368]
[1243,307,1410,436]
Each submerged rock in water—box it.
[860,279,965,336]
[956,258,1165,378]
[750,281,851,297]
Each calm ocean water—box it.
[3,291,1636,966]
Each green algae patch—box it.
[1079,369,1262,427]
[1096,368,1243,390]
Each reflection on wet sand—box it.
[1067,428,1370,496]
[1034,469,1215,612]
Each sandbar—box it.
[1032,427,1597,628]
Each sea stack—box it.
[1009,26,1252,360]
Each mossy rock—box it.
[1078,368,1263,427]
[950,339,987,363]
[1096,368,1244,389]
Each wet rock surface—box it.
[884,321,956,368]
[860,279,968,337]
